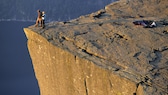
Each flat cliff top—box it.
[26,0,168,94]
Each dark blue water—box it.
[0,21,40,95]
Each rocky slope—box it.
[24,0,168,95]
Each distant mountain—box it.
[0,0,117,21]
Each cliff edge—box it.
[24,0,168,95]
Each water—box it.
[0,21,40,95]
[0,0,116,21]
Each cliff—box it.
[24,0,168,95]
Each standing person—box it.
[35,10,42,27]
[42,11,46,28]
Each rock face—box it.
[24,28,137,95]
[24,0,168,95]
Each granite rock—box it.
[24,0,168,95]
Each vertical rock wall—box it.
[24,28,139,95]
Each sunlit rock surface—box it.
[24,0,168,95]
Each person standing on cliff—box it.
[41,11,46,28]
[35,10,42,27]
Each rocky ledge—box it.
[24,0,168,95]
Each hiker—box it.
[35,10,42,27]
[133,20,156,28]
[41,11,46,28]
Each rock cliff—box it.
[24,0,168,95]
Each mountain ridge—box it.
[0,0,115,21]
